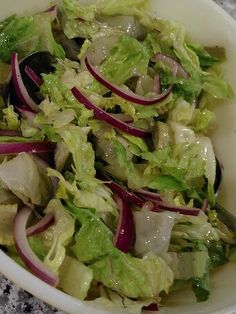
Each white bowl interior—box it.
[0,0,236,313]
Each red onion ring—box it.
[152,202,199,216]
[98,173,144,207]
[25,65,43,88]
[71,87,150,138]
[14,207,59,286]
[134,188,163,202]
[153,53,189,80]
[113,195,135,253]
[85,57,173,105]
[26,213,55,237]
[11,53,40,113]
[0,142,56,155]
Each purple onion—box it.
[71,87,150,138]
[11,52,40,112]
[0,142,56,155]
[114,195,135,253]
[25,65,43,88]
[85,57,173,105]
[26,213,55,237]
[98,173,144,207]
[153,53,189,80]
[14,207,59,286]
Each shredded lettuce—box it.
[0,12,64,62]
[68,202,174,299]
[43,199,75,273]
[59,256,93,300]
[0,204,17,245]
[0,153,53,207]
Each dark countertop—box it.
[0,0,236,313]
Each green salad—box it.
[0,0,235,312]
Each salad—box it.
[0,0,235,312]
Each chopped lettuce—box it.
[91,35,149,93]
[94,288,152,314]
[68,202,174,299]
[134,210,177,257]
[192,275,210,302]
[0,12,64,63]
[167,251,210,280]
[0,153,53,207]
[59,256,93,300]
[1,105,20,130]
[0,204,17,245]
[43,199,75,273]
[90,252,173,299]
[171,212,220,244]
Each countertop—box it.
[0,0,236,313]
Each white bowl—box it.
[0,0,236,313]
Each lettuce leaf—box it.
[91,252,173,299]
[134,210,177,257]
[56,125,96,188]
[91,35,149,93]
[167,251,210,280]
[68,202,174,299]
[0,12,64,63]
[43,199,74,273]
[0,153,53,207]
[171,212,220,244]
[94,288,152,314]
[59,256,93,300]
[48,168,117,216]
[0,204,17,245]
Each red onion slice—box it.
[14,207,59,286]
[153,53,189,80]
[25,65,43,88]
[0,130,22,137]
[11,53,40,113]
[26,213,55,237]
[85,57,173,105]
[134,188,163,202]
[114,195,135,253]
[152,202,199,216]
[0,142,56,154]
[71,87,150,138]
[98,173,144,207]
